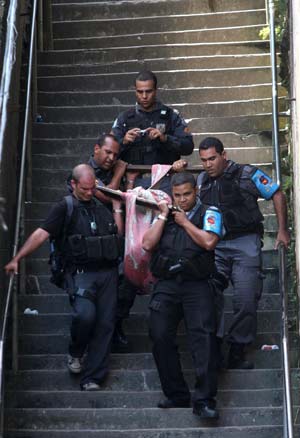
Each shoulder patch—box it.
[251,168,279,200]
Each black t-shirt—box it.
[41,197,96,239]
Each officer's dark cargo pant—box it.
[149,278,218,405]
[67,268,118,386]
[215,233,264,345]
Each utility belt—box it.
[150,253,214,281]
[67,234,123,265]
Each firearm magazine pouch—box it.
[86,236,103,261]
[100,235,119,261]
[150,253,170,278]
[68,234,87,260]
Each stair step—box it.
[52,10,266,40]
[5,387,300,409]
[17,333,300,355]
[36,54,274,77]
[36,67,273,92]
[52,0,266,21]
[4,406,300,430]
[16,350,300,371]
[4,426,300,438]
[36,85,286,107]
[37,41,270,65]
[53,25,265,51]
[37,99,287,123]
[5,369,300,391]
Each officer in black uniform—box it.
[111,70,195,344]
[142,172,222,419]
[197,137,290,369]
[111,70,194,189]
[66,133,127,204]
[5,164,124,391]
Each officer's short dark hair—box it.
[96,133,119,148]
[135,70,157,89]
[198,137,224,154]
[171,172,196,188]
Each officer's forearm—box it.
[108,174,123,191]
[13,228,50,262]
[142,219,166,252]
[183,221,219,251]
[272,190,288,231]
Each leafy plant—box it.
[259,0,288,42]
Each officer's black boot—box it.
[193,400,219,419]
[112,319,129,348]
[227,343,254,369]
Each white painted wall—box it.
[290,0,300,328]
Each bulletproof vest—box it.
[199,163,264,236]
[120,106,179,165]
[150,204,215,280]
[64,197,122,267]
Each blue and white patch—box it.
[251,169,279,200]
[203,206,222,237]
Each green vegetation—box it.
[259,0,288,42]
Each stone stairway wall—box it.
[4,0,300,436]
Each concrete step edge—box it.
[38,65,272,79]
[52,9,266,24]
[38,39,269,54]
[37,97,286,109]
[34,84,278,95]
[53,23,265,39]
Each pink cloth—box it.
[123,165,172,293]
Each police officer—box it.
[197,137,290,369]
[111,70,195,343]
[111,70,194,189]
[67,134,127,204]
[5,164,124,390]
[142,172,222,419]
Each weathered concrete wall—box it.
[290,0,300,330]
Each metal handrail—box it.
[0,0,18,233]
[0,0,38,435]
[267,1,294,437]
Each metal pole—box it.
[10,0,38,381]
[37,0,43,51]
[268,0,281,185]
[279,245,294,438]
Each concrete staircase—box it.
[4,0,300,436]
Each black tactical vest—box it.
[199,163,264,236]
[64,197,122,267]
[120,106,179,165]
[150,204,215,280]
